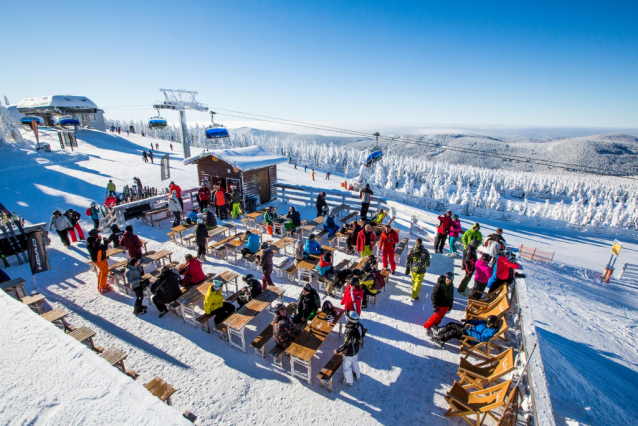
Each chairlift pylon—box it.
[148,109,167,129]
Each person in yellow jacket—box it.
[371,209,387,224]
[204,281,236,325]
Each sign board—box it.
[611,240,622,256]
[27,230,51,275]
[161,154,170,181]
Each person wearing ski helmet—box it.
[86,228,112,294]
[292,283,321,325]
[49,210,73,248]
[86,202,100,229]
[457,239,480,296]
[334,310,367,386]
[431,315,501,349]
[448,214,462,256]
[486,248,521,294]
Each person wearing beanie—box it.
[119,225,143,259]
[341,276,363,315]
[423,272,455,335]
[49,210,73,248]
[258,242,274,289]
[202,208,217,229]
[237,274,263,306]
[292,283,321,324]
[203,280,235,326]
[323,210,339,238]
[431,315,501,349]
[273,302,302,349]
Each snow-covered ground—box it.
[1,128,637,425]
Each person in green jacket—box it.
[106,180,116,197]
[230,187,242,219]
[263,206,275,235]
[462,223,483,249]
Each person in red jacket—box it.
[341,276,363,315]
[356,223,377,259]
[179,254,206,287]
[433,210,453,253]
[215,186,228,219]
[487,251,521,294]
[119,225,143,259]
[169,181,183,210]
[197,184,211,210]
[378,224,399,274]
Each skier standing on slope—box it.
[142,151,148,163]
[106,180,116,197]
[148,150,154,164]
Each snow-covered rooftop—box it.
[17,95,99,112]
[0,291,190,426]
[182,145,287,171]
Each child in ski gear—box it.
[433,210,453,253]
[315,192,327,218]
[106,180,116,197]
[119,225,143,259]
[179,254,206,287]
[203,280,236,324]
[237,274,263,306]
[258,242,274,289]
[292,283,321,324]
[168,191,183,227]
[241,230,260,257]
[49,210,73,248]
[334,310,366,386]
[323,211,339,238]
[371,209,386,224]
[341,276,363,315]
[230,187,242,219]
[471,252,493,299]
[273,303,302,348]
[304,234,323,257]
[462,223,483,249]
[356,224,376,259]
[63,209,84,242]
[126,258,149,315]
[432,316,500,347]
[86,229,111,293]
[448,214,461,255]
[151,265,182,317]
[424,273,455,332]
[379,224,399,274]
[405,237,430,299]
[359,184,374,220]
[458,239,479,295]
[195,219,208,260]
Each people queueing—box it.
[49,210,73,248]
[323,210,339,238]
[356,223,376,259]
[273,302,302,349]
[204,280,236,326]
[423,272,455,336]
[258,242,274,289]
[86,202,100,229]
[448,214,462,256]
[315,192,327,218]
[119,225,143,259]
[462,222,483,249]
[334,310,367,386]
[457,239,479,296]
[230,187,242,219]
[126,258,149,315]
[195,218,208,261]
[198,184,211,210]
[151,265,182,318]
[359,184,374,220]
[237,274,263,306]
[179,254,206,287]
[433,210,453,254]
[378,224,399,275]
[471,252,494,299]
[284,206,301,232]
[292,283,321,325]
[431,315,501,349]
[304,234,322,258]
[168,190,183,227]
[63,209,84,243]
[240,230,260,257]
[86,229,112,294]
[341,276,363,315]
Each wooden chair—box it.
[317,353,343,392]
[458,347,515,390]
[145,376,177,405]
[285,264,298,282]
[444,380,511,426]
[468,285,508,310]
[467,292,508,316]
[465,296,511,321]
[461,320,509,361]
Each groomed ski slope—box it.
[0,128,636,426]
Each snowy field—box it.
[1,128,637,425]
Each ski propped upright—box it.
[0,202,30,264]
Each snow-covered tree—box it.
[0,105,25,145]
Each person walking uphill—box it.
[405,237,430,299]
[356,223,376,259]
[230,187,242,219]
[49,210,73,248]
[379,224,399,274]
[433,210,453,253]
[334,310,367,386]
[168,190,183,227]
[462,223,483,249]
[119,225,143,259]
[359,184,374,220]
[258,242,274,289]
[423,272,455,335]
[86,229,112,294]
[316,192,327,218]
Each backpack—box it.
[372,270,385,291]
[85,207,92,216]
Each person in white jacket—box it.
[168,191,183,227]
[49,210,73,248]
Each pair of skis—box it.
[0,202,29,266]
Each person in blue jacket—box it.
[323,211,339,238]
[304,234,322,258]
[186,207,199,223]
[240,230,260,257]
[431,315,500,349]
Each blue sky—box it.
[2,1,638,133]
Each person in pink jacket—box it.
[448,214,462,256]
[470,252,493,299]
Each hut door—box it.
[258,169,270,204]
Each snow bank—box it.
[183,145,287,171]
[0,291,190,426]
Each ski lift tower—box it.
[153,89,208,159]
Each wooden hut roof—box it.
[183,146,287,171]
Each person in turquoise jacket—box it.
[431,315,500,348]
[303,234,322,258]
[240,230,260,257]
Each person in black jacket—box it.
[284,207,301,231]
[237,274,263,306]
[87,229,112,294]
[195,219,208,261]
[151,265,183,317]
[315,192,327,218]
[106,224,124,249]
[64,209,84,243]
[423,272,455,335]
[202,208,217,229]
[458,240,479,295]
[291,283,321,325]
[346,220,364,254]
[334,310,367,386]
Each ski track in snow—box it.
[1,129,637,426]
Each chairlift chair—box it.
[148,109,167,129]
[205,111,230,139]
[365,132,384,167]
[57,116,81,126]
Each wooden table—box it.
[145,376,177,405]
[245,209,268,229]
[333,230,351,251]
[223,286,286,352]
[145,250,173,266]
[340,211,358,225]
[272,236,297,256]
[297,257,319,284]
[207,224,232,240]
[300,216,325,239]
[40,308,72,332]
[145,207,170,228]
[286,308,345,383]
[209,234,239,257]
[68,326,102,353]
[1,277,27,300]
[170,223,196,246]
[99,347,128,373]
[22,293,47,314]
[218,270,240,294]
[308,245,336,260]
[139,238,149,254]
[106,247,125,258]
[330,203,349,218]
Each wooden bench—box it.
[244,254,259,270]
[22,293,47,314]
[250,303,297,357]
[167,231,176,244]
[68,326,104,353]
[317,259,349,293]
[317,353,343,392]
[285,219,308,238]
[145,376,177,405]
[394,238,409,264]
[183,233,196,247]
[99,347,137,378]
[273,256,293,278]
[40,308,74,333]
[330,203,349,218]
[340,211,358,225]
[314,229,328,243]
[196,287,247,333]
[269,344,287,368]
[1,277,27,300]
[285,263,298,282]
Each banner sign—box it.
[161,154,170,181]
[27,230,51,275]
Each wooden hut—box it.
[183,146,287,210]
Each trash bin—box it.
[246,197,258,213]
[39,143,51,152]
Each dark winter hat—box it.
[364,264,372,273]
[53,210,61,215]
[128,258,139,266]
[470,239,480,248]
[350,276,360,286]
[111,224,120,231]
[125,225,133,232]
[242,274,254,281]
[303,283,313,292]
[445,272,454,280]
[88,229,99,236]
[261,242,268,249]
[352,268,362,276]
[481,252,492,261]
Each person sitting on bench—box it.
[202,208,217,229]
[431,315,500,349]
[345,220,363,255]
[151,265,182,318]
[326,267,353,297]
[186,207,200,223]
[303,234,322,258]
[273,303,302,348]
[359,264,384,309]
[237,274,262,306]
[203,280,236,325]
[371,208,387,224]
[317,252,335,281]
[240,230,260,258]
[179,254,205,287]
[323,211,340,238]
[291,283,321,325]
[284,206,301,231]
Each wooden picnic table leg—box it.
[118,360,127,374]
[307,359,312,384]
[179,232,184,246]
[233,276,238,293]
[61,318,70,333]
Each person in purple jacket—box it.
[431,315,500,349]
[470,252,494,299]
[448,214,462,256]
